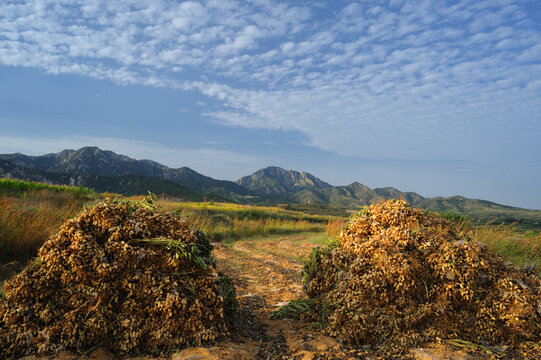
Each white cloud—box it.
[0,0,539,163]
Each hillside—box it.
[0,158,212,201]
[2,147,541,228]
[0,147,257,202]
[416,196,541,229]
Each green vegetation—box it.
[270,299,315,320]
[158,200,333,242]
[129,237,211,269]
[439,211,469,223]
[217,272,239,328]
[301,238,340,295]
[285,203,351,217]
[0,178,93,197]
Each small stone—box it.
[411,348,442,360]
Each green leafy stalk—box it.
[129,237,209,269]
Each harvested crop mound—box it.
[301,200,541,354]
[0,198,232,357]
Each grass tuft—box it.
[217,272,238,329]
[129,237,211,269]
[270,299,315,320]
[450,220,541,275]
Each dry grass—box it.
[0,183,94,262]
[192,214,324,242]
[466,222,541,274]
[2,187,538,276]
[325,218,346,238]
[0,196,84,261]
[155,199,331,242]
[0,194,329,263]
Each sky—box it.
[0,0,540,209]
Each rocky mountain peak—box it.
[236,166,332,197]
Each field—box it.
[156,199,335,242]
[0,179,96,262]
[0,179,540,359]
[1,178,539,276]
[0,179,338,264]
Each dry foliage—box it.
[0,196,84,261]
[302,200,541,355]
[325,218,346,238]
[0,198,231,357]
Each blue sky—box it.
[0,0,540,209]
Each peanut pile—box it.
[303,200,541,353]
[0,199,229,357]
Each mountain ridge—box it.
[1,147,540,228]
[0,147,256,202]
[0,158,216,201]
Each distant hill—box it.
[238,167,541,228]
[236,166,332,197]
[0,147,257,202]
[414,196,541,229]
[289,182,424,208]
[2,147,540,228]
[0,158,211,201]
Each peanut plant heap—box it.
[0,197,234,357]
[301,200,541,355]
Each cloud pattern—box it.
[1,0,540,160]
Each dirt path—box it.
[174,233,348,360]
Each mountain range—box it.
[1,147,540,227]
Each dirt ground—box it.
[11,233,541,360]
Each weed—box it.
[129,237,210,269]
[217,272,238,329]
[439,211,469,223]
[325,218,346,238]
[270,299,315,320]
